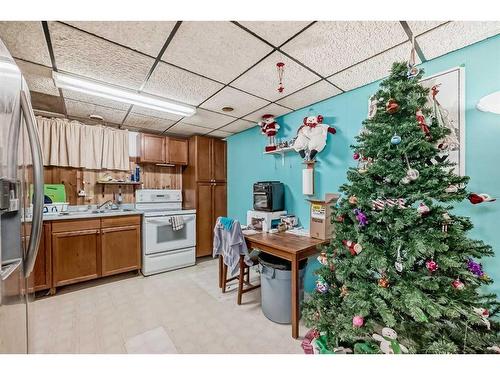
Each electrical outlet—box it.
[77,189,86,197]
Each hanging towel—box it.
[218,217,234,231]
[171,215,185,231]
[213,218,252,276]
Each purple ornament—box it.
[467,258,484,277]
[354,208,368,227]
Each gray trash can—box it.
[258,253,307,324]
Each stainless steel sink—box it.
[56,208,135,216]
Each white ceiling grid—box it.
[0,21,498,138]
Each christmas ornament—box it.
[315,276,329,294]
[293,115,336,160]
[367,95,378,119]
[395,244,403,272]
[391,134,402,145]
[487,345,500,354]
[452,278,465,290]
[473,307,491,330]
[276,62,285,93]
[406,40,420,80]
[386,98,400,114]
[401,154,419,184]
[348,195,358,205]
[416,108,432,140]
[333,346,353,354]
[372,327,409,354]
[342,240,363,255]
[317,252,328,266]
[442,212,451,232]
[352,315,364,328]
[445,184,459,193]
[353,152,360,160]
[301,329,320,354]
[467,193,496,204]
[335,215,345,222]
[417,202,430,216]
[258,114,280,152]
[425,259,439,272]
[353,208,368,227]
[340,284,349,297]
[431,84,460,151]
[372,198,407,210]
[467,258,484,277]
[378,275,389,288]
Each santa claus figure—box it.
[293,115,336,160]
[258,114,280,152]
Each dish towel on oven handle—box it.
[170,215,185,231]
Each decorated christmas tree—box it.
[302,61,500,354]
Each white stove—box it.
[136,189,196,275]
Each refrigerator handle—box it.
[20,91,44,277]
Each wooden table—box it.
[244,232,329,339]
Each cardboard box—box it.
[308,193,340,240]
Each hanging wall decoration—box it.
[276,62,285,93]
[293,115,336,161]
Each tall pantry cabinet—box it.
[183,136,227,257]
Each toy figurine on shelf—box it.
[293,115,336,161]
[258,114,280,152]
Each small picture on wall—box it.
[420,67,466,176]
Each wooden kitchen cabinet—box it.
[183,135,227,257]
[52,229,101,288]
[166,137,188,165]
[29,223,52,292]
[138,133,166,163]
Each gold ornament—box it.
[340,285,349,297]
[349,195,358,205]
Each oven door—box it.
[253,192,271,211]
[144,214,196,255]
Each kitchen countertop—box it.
[23,204,143,222]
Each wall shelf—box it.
[96,181,142,197]
[264,147,295,166]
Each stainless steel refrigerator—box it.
[0,38,44,353]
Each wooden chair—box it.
[219,254,260,305]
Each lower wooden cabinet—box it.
[52,229,101,287]
[29,223,52,292]
[101,225,141,277]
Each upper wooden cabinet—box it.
[138,134,188,165]
[166,137,188,165]
[188,136,226,183]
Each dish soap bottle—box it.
[135,165,140,183]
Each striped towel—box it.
[170,215,185,231]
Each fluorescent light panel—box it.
[53,71,196,117]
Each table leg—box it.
[218,255,223,288]
[291,255,299,339]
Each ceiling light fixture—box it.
[221,106,234,112]
[53,71,196,117]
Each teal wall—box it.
[227,35,500,294]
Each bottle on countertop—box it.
[135,165,140,182]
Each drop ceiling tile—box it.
[49,22,153,89]
[122,125,163,135]
[406,21,448,36]
[328,42,420,92]
[130,105,183,121]
[162,21,273,83]
[0,22,52,66]
[276,80,341,110]
[219,119,256,134]
[62,89,130,111]
[123,113,176,132]
[143,61,223,106]
[65,99,127,124]
[165,123,211,137]
[208,130,233,139]
[15,59,59,96]
[281,21,408,77]
[182,108,235,130]
[238,21,312,47]
[65,21,176,57]
[232,51,319,102]
[200,86,269,117]
[243,103,292,122]
[416,21,500,60]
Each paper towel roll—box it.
[302,168,314,195]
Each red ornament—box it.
[342,240,362,255]
[276,62,285,93]
[352,315,364,327]
[425,259,439,272]
[452,278,465,290]
[386,98,399,114]
[336,215,345,223]
[416,108,431,140]
[353,152,360,160]
[378,275,389,288]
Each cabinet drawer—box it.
[101,215,141,228]
[51,219,100,233]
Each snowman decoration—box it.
[293,115,336,160]
[258,114,280,152]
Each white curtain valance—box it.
[36,116,129,171]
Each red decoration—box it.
[352,315,364,327]
[452,278,465,290]
[378,275,389,288]
[416,109,431,140]
[258,114,280,152]
[353,152,360,160]
[425,259,439,272]
[276,62,285,93]
[342,240,362,255]
[468,193,496,204]
[386,98,399,114]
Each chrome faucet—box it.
[97,199,118,210]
